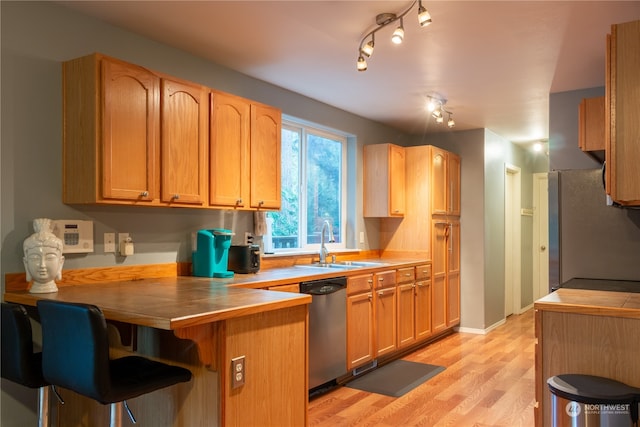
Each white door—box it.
[533,173,549,300]
[504,164,522,317]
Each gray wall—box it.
[549,87,604,171]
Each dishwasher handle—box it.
[299,277,347,295]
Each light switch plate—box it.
[104,233,116,253]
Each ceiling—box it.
[57,1,640,145]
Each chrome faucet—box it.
[319,220,335,264]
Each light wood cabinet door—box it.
[447,153,461,216]
[415,280,432,340]
[578,96,605,152]
[430,146,448,216]
[347,291,374,370]
[209,91,251,208]
[250,103,281,209]
[432,220,448,333]
[375,285,397,357]
[447,220,461,326]
[606,20,640,206]
[363,143,405,217]
[98,56,160,203]
[160,78,208,205]
[397,282,416,349]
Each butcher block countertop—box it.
[534,288,640,319]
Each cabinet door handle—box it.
[172,194,180,200]
[378,277,384,282]
[404,273,411,277]
[367,279,373,284]
[236,198,243,205]
[367,294,373,300]
[140,191,149,197]
[378,290,384,296]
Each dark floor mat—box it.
[345,360,445,397]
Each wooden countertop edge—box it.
[534,288,640,319]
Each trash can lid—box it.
[547,374,640,405]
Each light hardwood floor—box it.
[309,309,535,427]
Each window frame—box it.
[272,116,349,253]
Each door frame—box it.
[504,164,522,316]
[532,172,549,300]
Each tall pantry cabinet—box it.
[430,146,461,332]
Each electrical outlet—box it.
[104,233,116,253]
[231,356,245,388]
[244,232,253,245]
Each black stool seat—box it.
[37,300,192,425]
[1,302,48,388]
[2,302,51,427]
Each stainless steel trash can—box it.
[547,374,640,427]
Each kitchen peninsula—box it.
[4,274,311,427]
[4,256,437,426]
[534,287,640,427]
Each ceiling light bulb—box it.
[447,117,455,128]
[357,56,367,72]
[427,98,438,112]
[432,109,442,119]
[533,142,542,152]
[361,40,374,57]
[418,2,432,27]
[391,19,404,44]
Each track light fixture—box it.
[356,0,432,71]
[427,96,455,128]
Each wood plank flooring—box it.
[309,309,535,427]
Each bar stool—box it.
[1,302,51,427]
[37,300,192,427]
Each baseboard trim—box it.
[457,318,507,335]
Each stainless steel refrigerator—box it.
[548,168,640,291]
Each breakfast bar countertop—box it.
[534,287,640,319]
[3,276,311,330]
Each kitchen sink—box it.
[334,261,389,267]
[294,263,361,270]
[294,260,390,270]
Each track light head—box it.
[391,18,404,44]
[361,39,375,57]
[418,1,432,27]
[447,115,455,128]
[357,55,367,71]
[431,108,442,119]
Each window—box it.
[268,118,347,252]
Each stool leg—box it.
[109,402,122,427]
[37,386,50,427]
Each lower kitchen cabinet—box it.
[397,267,416,349]
[346,274,375,370]
[415,264,433,340]
[375,288,397,356]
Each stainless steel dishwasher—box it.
[300,276,347,391]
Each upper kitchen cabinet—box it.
[363,143,405,217]
[605,20,640,206]
[210,91,250,208]
[250,103,281,209]
[160,76,208,206]
[209,92,281,210]
[63,54,159,205]
[430,146,460,217]
[63,53,208,207]
[578,96,605,154]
